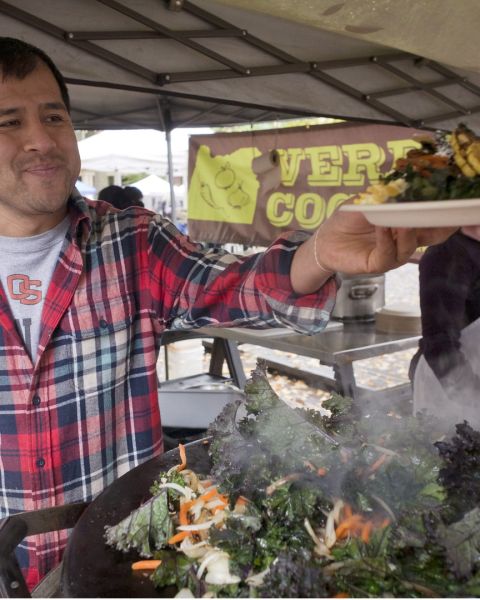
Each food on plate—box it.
[450,123,480,177]
[105,362,480,597]
[355,124,480,205]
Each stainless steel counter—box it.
[196,322,420,401]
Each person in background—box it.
[123,185,144,207]
[411,225,480,427]
[97,184,129,209]
[0,36,456,589]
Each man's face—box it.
[0,60,80,235]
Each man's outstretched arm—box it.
[291,207,457,295]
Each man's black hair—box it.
[0,37,70,112]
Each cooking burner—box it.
[61,441,211,597]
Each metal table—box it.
[195,322,421,402]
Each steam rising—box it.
[413,312,480,432]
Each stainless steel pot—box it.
[332,273,385,322]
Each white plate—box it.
[339,198,480,227]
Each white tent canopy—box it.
[134,174,170,196]
[77,129,191,178]
[133,174,185,215]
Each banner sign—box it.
[187,122,423,245]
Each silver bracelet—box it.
[313,227,335,276]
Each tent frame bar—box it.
[2,0,480,129]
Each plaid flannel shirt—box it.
[0,193,336,589]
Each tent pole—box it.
[157,99,177,225]
[165,128,177,225]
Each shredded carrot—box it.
[368,453,388,474]
[335,514,364,539]
[179,499,195,526]
[360,520,373,543]
[176,443,187,471]
[198,488,218,502]
[131,559,162,571]
[332,593,349,598]
[342,504,353,519]
[217,493,228,505]
[317,467,328,476]
[168,530,191,545]
[179,509,188,526]
[380,518,391,528]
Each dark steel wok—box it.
[62,440,211,597]
[0,441,211,598]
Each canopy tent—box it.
[133,173,185,214]
[0,0,479,134]
[216,1,480,77]
[134,174,171,196]
[77,129,192,177]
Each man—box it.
[0,36,454,588]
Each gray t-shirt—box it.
[0,217,69,360]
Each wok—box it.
[0,441,210,598]
[61,440,211,597]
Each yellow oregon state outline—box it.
[188,145,261,223]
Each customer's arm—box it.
[291,207,457,295]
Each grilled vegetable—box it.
[355,123,480,204]
[105,362,480,597]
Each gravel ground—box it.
[159,262,421,413]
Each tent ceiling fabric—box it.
[0,0,479,132]
[214,0,480,75]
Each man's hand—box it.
[316,208,457,275]
[291,207,457,295]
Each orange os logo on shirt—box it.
[7,274,42,305]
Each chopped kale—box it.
[209,513,259,573]
[434,507,480,580]
[258,549,328,598]
[104,488,173,556]
[105,360,480,597]
[150,549,198,591]
[208,361,340,500]
[150,469,185,496]
[436,422,480,520]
